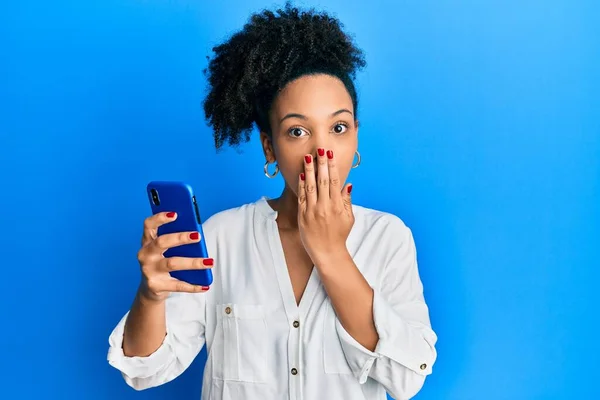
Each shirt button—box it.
[291,368,298,375]
[293,320,300,328]
[224,306,232,315]
[420,363,427,370]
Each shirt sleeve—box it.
[106,291,207,391]
[335,217,438,399]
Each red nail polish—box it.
[327,150,333,159]
[305,155,312,164]
[166,212,175,218]
[348,185,353,194]
[190,232,199,240]
[203,258,214,266]
[318,148,325,157]
[300,173,305,181]
[201,286,210,291]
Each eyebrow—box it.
[278,108,353,124]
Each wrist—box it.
[137,283,167,307]
[314,246,352,272]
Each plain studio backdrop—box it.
[1,1,598,399]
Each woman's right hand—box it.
[136,211,213,303]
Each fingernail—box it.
[327,150,333,159]
[300,172,305,181]
[189,232,199,240]
[318,148,325,157]
[348,185,353,194]
[305,155,312,164]
[203,258,214,266]
[166,212,175,218]
[201,286,210,291]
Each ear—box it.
[260,131,275,162]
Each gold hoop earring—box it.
[352,150,361,168]
[264,160,279,178]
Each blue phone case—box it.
[146,181,213,286]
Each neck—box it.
[268,186,299,231]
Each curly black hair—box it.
[203,2,367,150]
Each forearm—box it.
[317,250,379,351]
[122,287,167,357]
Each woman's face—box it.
[261,74,359,197]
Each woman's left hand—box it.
[298,148,354,265]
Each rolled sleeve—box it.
[335,291,437,383]
[107,313,177,388]
[106,292,206,390]
[336,216,438,399]
[334,316,379,383]
[371,290,437,376]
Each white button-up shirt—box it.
[107,197,437,399]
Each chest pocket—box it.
[211,303,268,383]
[323,301,353,375]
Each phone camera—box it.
[150,189,160,206]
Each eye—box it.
[332,122,349,135]
[288,127,308,138]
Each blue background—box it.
[1,0,599,399]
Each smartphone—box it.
[146,181,213,287]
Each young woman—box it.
[107,3,437,399]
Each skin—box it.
[123,215,212,357]
[122,73,378,358]
[262,73,378,351]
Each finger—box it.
[304,154,317,209]
[161,256,214,272]
[142,212,177,245]
[341,183,353,213]
[152,230,201,254]
[316,147,330,205]
[298,171,307,213]
[326,149,342,203]
[163,278,210,293]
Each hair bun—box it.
[203,2,366,149]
